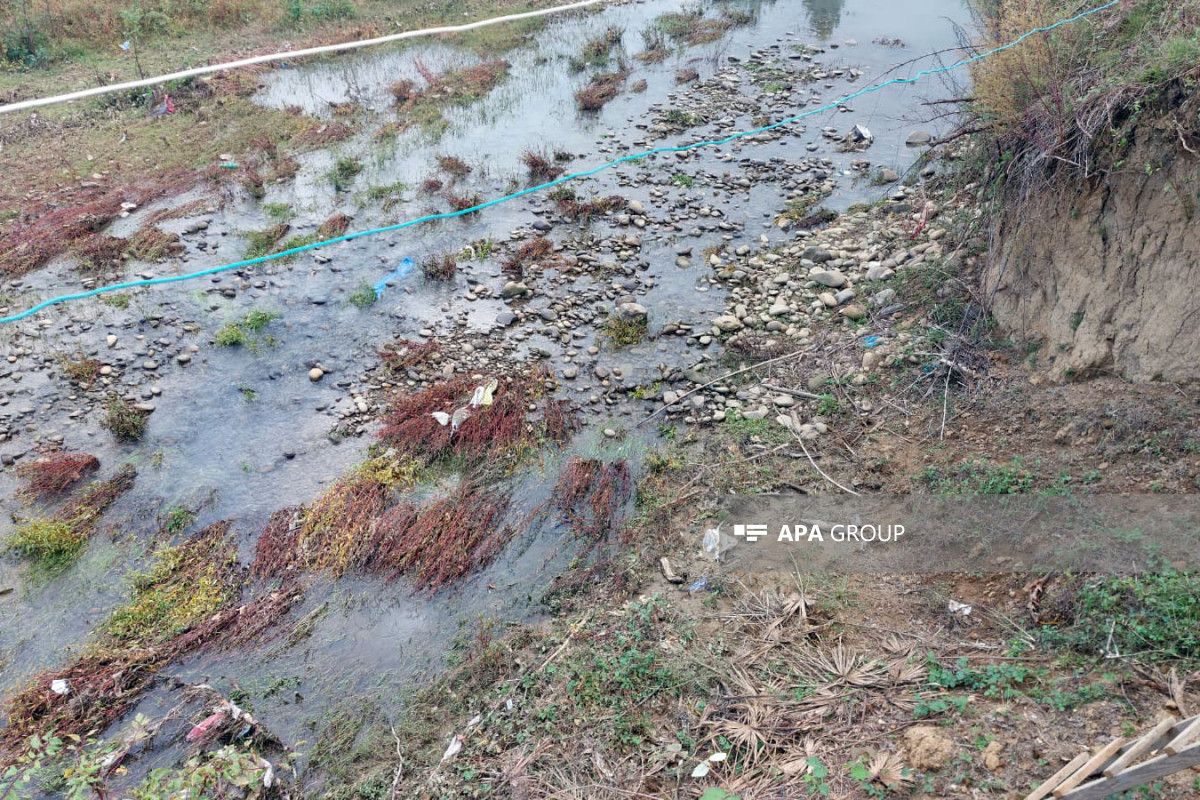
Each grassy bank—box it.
[963,0,1199,191]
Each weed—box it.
[101,395,149,441]
[444,191,483,214]
[420,252,457,281]
[1046,572,1200,661]
[214,310,280,348]
[521,148,566,184]
[575,69,628,111]
[501,236,556,276]
[348,284,377,308]
[327,156,363,192]
[317,212,351,239]
[126,226,184,262]
[435,154,471,179]
[16,452,100,497]
[242,223,290,259]
[6,465,136,573]
[58,354,103,388]
[600,314,648,348]
[262,202,294,223]
[378,338,441,373]
[99,293,132,309]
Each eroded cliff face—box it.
[983,130,1199,383]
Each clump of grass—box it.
[317,212,352,239]
[390,78,419,105]
[6,465,136,572]
[1046,572,1200,661]
[362,485,511,590]
[72,234,127,273]
[0,178,181,278]
[348,284,377,308]
[674,67,699,83]
[16,452,100,497]
[242,223,290,259]
[656,8,732,45]
[575,69,629,111]
[552,457,633,540]
[420,252,458,281]
[423,59,510,104]
[435,154,471,179]
[420,176,444,194]
[214,310,281,348]
[521,148,566,185]
[126,225,184,261]
[7,519,87,571]
[99,293,132,309]
[293,120,356,148]
[552,189,624,221]
[635,28,670,62]
[572,25,624,71]
[379,338,441,373]
[102,395,149,442]
[600,315,649,348]
[444,191,483,214]
[361,180,409,211]
[327,156,363,192]
[262,202,294,223]
[378,367,573,470]
[252,456,420,578]
[58,353,103,388]
[501,236,556,276]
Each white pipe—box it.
[0,0,604,115]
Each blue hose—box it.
[0,0,1119,325]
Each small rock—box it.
[106,334,118,348]
[810,269,847,288]
[713,315,744,332]
[840,304,867,321]
[906,130,933,146]
[309,368,324,382]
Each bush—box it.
[1048,572,1200,661]
[16,452,100,497]
[102,395,149,442]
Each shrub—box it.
[420,252,457,281]
[1047,572,1200,661]
[327,156,363,192]
[102,395,149,441]
[16,452,100,497]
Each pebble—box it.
[309,368,324,382]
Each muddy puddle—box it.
[0,0,969,777]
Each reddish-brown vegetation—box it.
[364,486,510,591]
[379,338,442,373]
[317,212,352,239]
[501,236,557,276]
[16,452,100,498]
[378,369,571,469]
[552,457,632,540]
[0,177,185,278]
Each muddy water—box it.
[0,0,968,769]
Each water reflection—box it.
[803,0,845,38]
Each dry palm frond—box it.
[883,633,918,656]
[801,643,888,688]
[866,750,913,790]
[888,656,928,685]
[778,736,822,776]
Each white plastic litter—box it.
[441,734,464,762]
[51,679,70,696]
[947,600,973,617]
